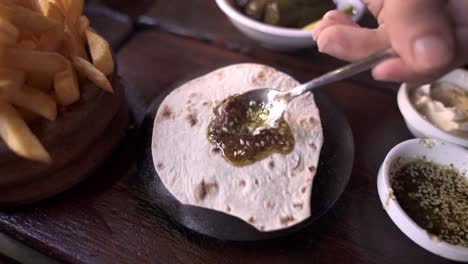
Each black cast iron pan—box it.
[137,66,354,241]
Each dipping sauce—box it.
[412,82,468,138]
[208,95,294,166]
[391,159,468,247]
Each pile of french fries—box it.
[0,0,114,163]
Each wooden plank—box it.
[0,233,57,264]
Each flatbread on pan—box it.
[152,64,323,231]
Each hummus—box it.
[412,82,468,137]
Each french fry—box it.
[48,0,66,15]
[72,56,113,93]
[41,0,64,23]
[67,0,83,26]
[16,106,38,123]
[0,4,58,34]
[36,1,64,51]
[0,69,55,120]
[0,68,26,90]
[1,85,57,121]
[18,29,37,43]
[37,0,49,14]
[54,61,80,105]
[17,0,42,13]
[86,30,114,76]
[0,99,51,163]
[2,0,40,12]
[64,24,88,59]
[27,72,54,91]
[0,17,19,45]
[37,25,64,51]
[78,15,89,38]
[58,0,69,13]
[17,40,37,49]
[0,47,68,74]
[0,0,17,6]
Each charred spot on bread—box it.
[186,113,198,127]
[156,161,164,169]
[239,179,246,187]
[268,160,275,169]
[293,203,303,210]
[160,105,173,120]
[194,180,218,202]
[280,215,296,226]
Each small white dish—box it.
[215,0,366,51]
[398,69,468,148]
[377,138,468,262]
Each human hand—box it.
[312,0,468,84]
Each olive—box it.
[245,0,270,20]
[242,0,335,28]
[234,0,251,9]
[264,1,300,27]
[263,0,335,27]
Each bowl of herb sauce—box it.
[378,139,468,262]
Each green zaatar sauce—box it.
[391,159,468,247]
[208,95,294,167]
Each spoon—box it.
[236,48,396,129]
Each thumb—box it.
[385,0,455,75]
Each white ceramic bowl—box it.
[215,0,366,51]
[377,138,468,262]
[398,69,468,148]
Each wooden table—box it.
[0,1,454,263]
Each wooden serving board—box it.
[0,77,129,206]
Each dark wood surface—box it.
[0,1,454,263]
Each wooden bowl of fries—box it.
[0,0,129,206]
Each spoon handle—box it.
[289,48,396,97]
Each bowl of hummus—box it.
[397,69,468,148]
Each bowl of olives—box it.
[216,0,366,51]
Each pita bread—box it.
[152,64,323,231]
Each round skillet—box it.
[138,67,355,241]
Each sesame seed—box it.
[391,159,468,247]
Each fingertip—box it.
[323,10,354,24]
[311,10,357,41]
[372,58,409,82]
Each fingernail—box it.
[413,35,453,69]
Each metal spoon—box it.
[236,48,396,130]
